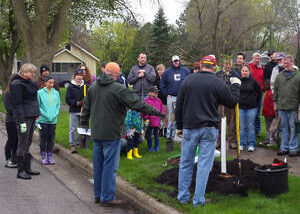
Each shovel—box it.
[234,103,247,196]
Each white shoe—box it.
[248,146,255,152]
[214,149,220,157]
[239,146,244,151]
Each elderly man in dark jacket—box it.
[10,63,41,180]
[176,55,240,207]
[80,62,164,207]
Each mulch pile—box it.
[157,159,261,197]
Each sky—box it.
[128,0,189,25]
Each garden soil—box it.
[157,159,260,197]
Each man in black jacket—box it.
[175,55,241,207]
[263,50,277,81]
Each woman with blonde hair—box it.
[10,63,41,179]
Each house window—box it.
[52,63,82,73]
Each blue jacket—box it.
[37,87,60,124]
[160,59,190,96]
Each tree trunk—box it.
[10,0,73,75]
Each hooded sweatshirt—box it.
[65,80,86,113]
[37,87,60,124]
[160,59,190,97]
[80,73,164,140]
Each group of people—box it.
[3,50,299,209]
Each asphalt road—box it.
[0,126,135,214]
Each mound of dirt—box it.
[156,159,260,197]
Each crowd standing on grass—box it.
[2,48,299,209]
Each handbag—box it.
[269,117,280,133]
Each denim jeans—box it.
[239,108,257,147]
[177,127,218,207]
[255,97,262,135]
[167,96,177,139]
[93,140,121,202]
[278,110,298,152]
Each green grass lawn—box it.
[1,94,300,213]
[59,87,66,105]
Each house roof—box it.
[53,49,84,62]
[70,41,99,61]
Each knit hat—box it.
[200,55,217,66]
[40,64,50,74]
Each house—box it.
[51,42,99,86]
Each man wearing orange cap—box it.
[175,55,241,207]
[80,62,164,207]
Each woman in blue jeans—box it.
[239,65,262,152]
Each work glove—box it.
[144,119,150,128]
[77,100,83,107]
[230,77,241,86]
[20,123,27,134]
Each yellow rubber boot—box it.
[133,148,142,158]
[127,149,134,160]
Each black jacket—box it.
[66,81,87,113]
[239,76,262,109]
[263,61,277,80]
[10,74,40,123]
[175,71,240,129]
[3,91,14,123]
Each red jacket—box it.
[262,89,275,117]
[248,62,264,91]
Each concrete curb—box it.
[0,112,181,214]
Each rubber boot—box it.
[47,152,56,165]
[25,153,40,175]
[154,137,159,151]
[147,138,154,152]
[17,156,31,180]
[127,149,134,160]
[133,148,142,158]
[41,151,48,165]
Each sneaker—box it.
[5,159,17,168]
[248,146,255,152]
[277,150,289,156]
[239,146,244,151]
[288,151,299,157]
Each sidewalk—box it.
[0,130,132,214]
[227,147,300,176]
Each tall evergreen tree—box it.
[148,8,172,67]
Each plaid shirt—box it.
[125,110,142,133]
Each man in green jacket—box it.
[273,55,300,157]
[80,62,164,207]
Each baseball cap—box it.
[74,69,83,76]
[268,50,275,56]
[200,55,217,66]
[275,52,286,60]
[172,55,180,62]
